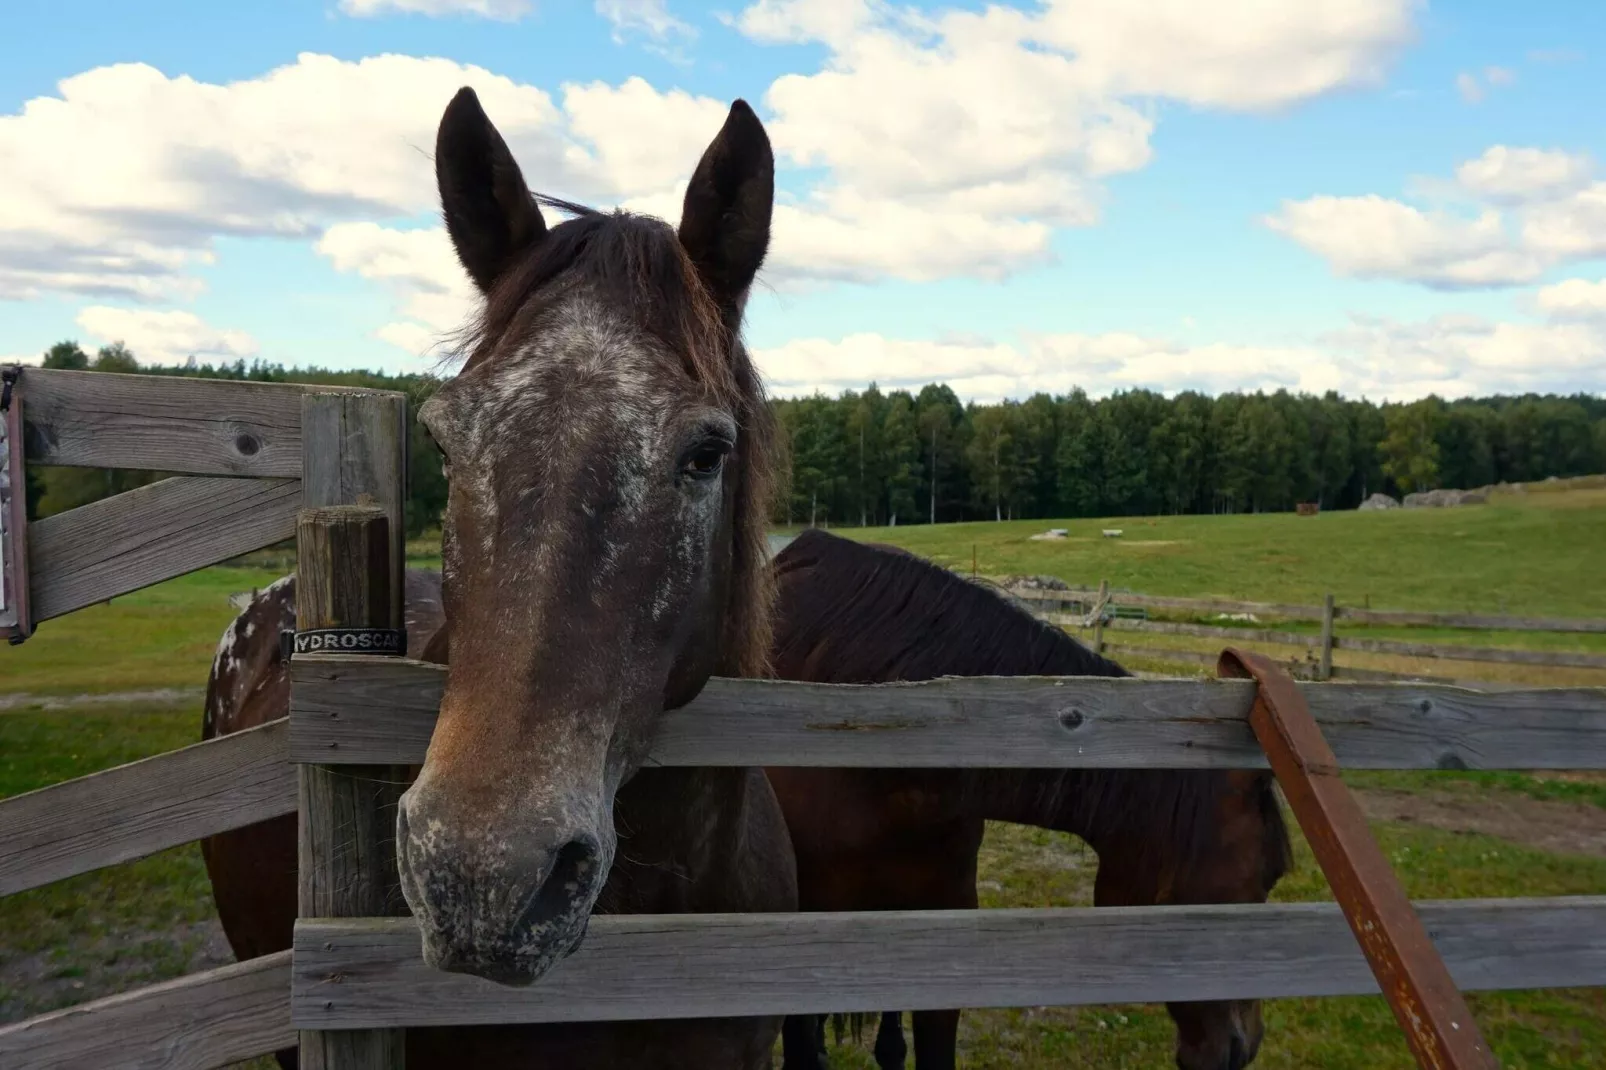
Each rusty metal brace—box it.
[1218,647,1498,1070]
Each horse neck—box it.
[962,769,1094,833]
[601,766,760,910]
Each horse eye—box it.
[683,441,729,479]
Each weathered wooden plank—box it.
[0,951,293,1070]
[1101,618,1320,648]
[1054,644,1462,684]
[1336,635,1606,670]
[1009,586,1606,634]
[292,898,1606,1029]
[28,474,300,621]
[289,657,1606,770]
[0,719,294,896]
[297,394,408,1070]
[17,366,370,477]
[1336,607,1606,634]
[1325,664,1456,684]
[1222,647,1495,1067]
[1012,586,1332,622]
[300,392,408,615]
[1057,614,1605,674]
[1100,643,1241,668]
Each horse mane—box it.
[772,528,1292,879]
[453,195,777,679]
[773,527,1130,680]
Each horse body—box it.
[766,529,1291,1070]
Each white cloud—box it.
[1519,183,1606,260]
[1535,277,1606,320]
[562,78,730,198]
[595,0,695,45]
[338,0,532,19]
[315,222,480,361]
[74,307,259,366]
[1269,145,1606,289]
[735,0,877,46]
[1456,65,1515,104]
[1,353,42,368]
[737,0,1416,282]
[1455,146,1594,204]
[757,311,1606,404]
[1264,195,1543,287]
[0,54,571,302]
[1029,0,1417,111]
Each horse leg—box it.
[1088,771,1288,1070]
[893,819,983,1070]
[872,1011,907,1069]
[780,1014,826,1070]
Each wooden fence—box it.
[1008,584,1606,683]
[3,367,1606,1067]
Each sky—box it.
[2,0,1605,402]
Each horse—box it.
[765,528,1293,1070]
[203,85,798,1068]
[207,536,1290,1070]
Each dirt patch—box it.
[1355,787,1606,859]
[0,919,233,1024]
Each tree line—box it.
[20,340,1606,530]
[776,384,1606,525]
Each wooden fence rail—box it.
[291,898,1606,1030]
[28,475,301,621]
[1008,585,1606,635]
[290,655,1606,771]
[18,367,363,477]
[0,952,292,1070]
[1083,618,1606,671]
[0,719,294,897]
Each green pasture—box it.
[821,486,1606,619]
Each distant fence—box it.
[1008,584,1606,683]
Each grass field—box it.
[821,487,1606,617]
[3,488,1605,1066]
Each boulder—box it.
[1358,493,1400,511]
[1005,574,1069,591]
[1403,488,1488,508]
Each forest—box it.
[20,340,1606,528]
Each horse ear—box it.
[436,86,547,294]
[678,99,774,311]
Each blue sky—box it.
[3,0,1605,401]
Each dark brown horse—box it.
[766,528,1292,1070]
[204,85,798,1068]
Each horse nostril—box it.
[518,837,603,933]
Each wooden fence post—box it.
[1320,593,1335,682]
[1093,579,1109,655]
[297,393,408,1070]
